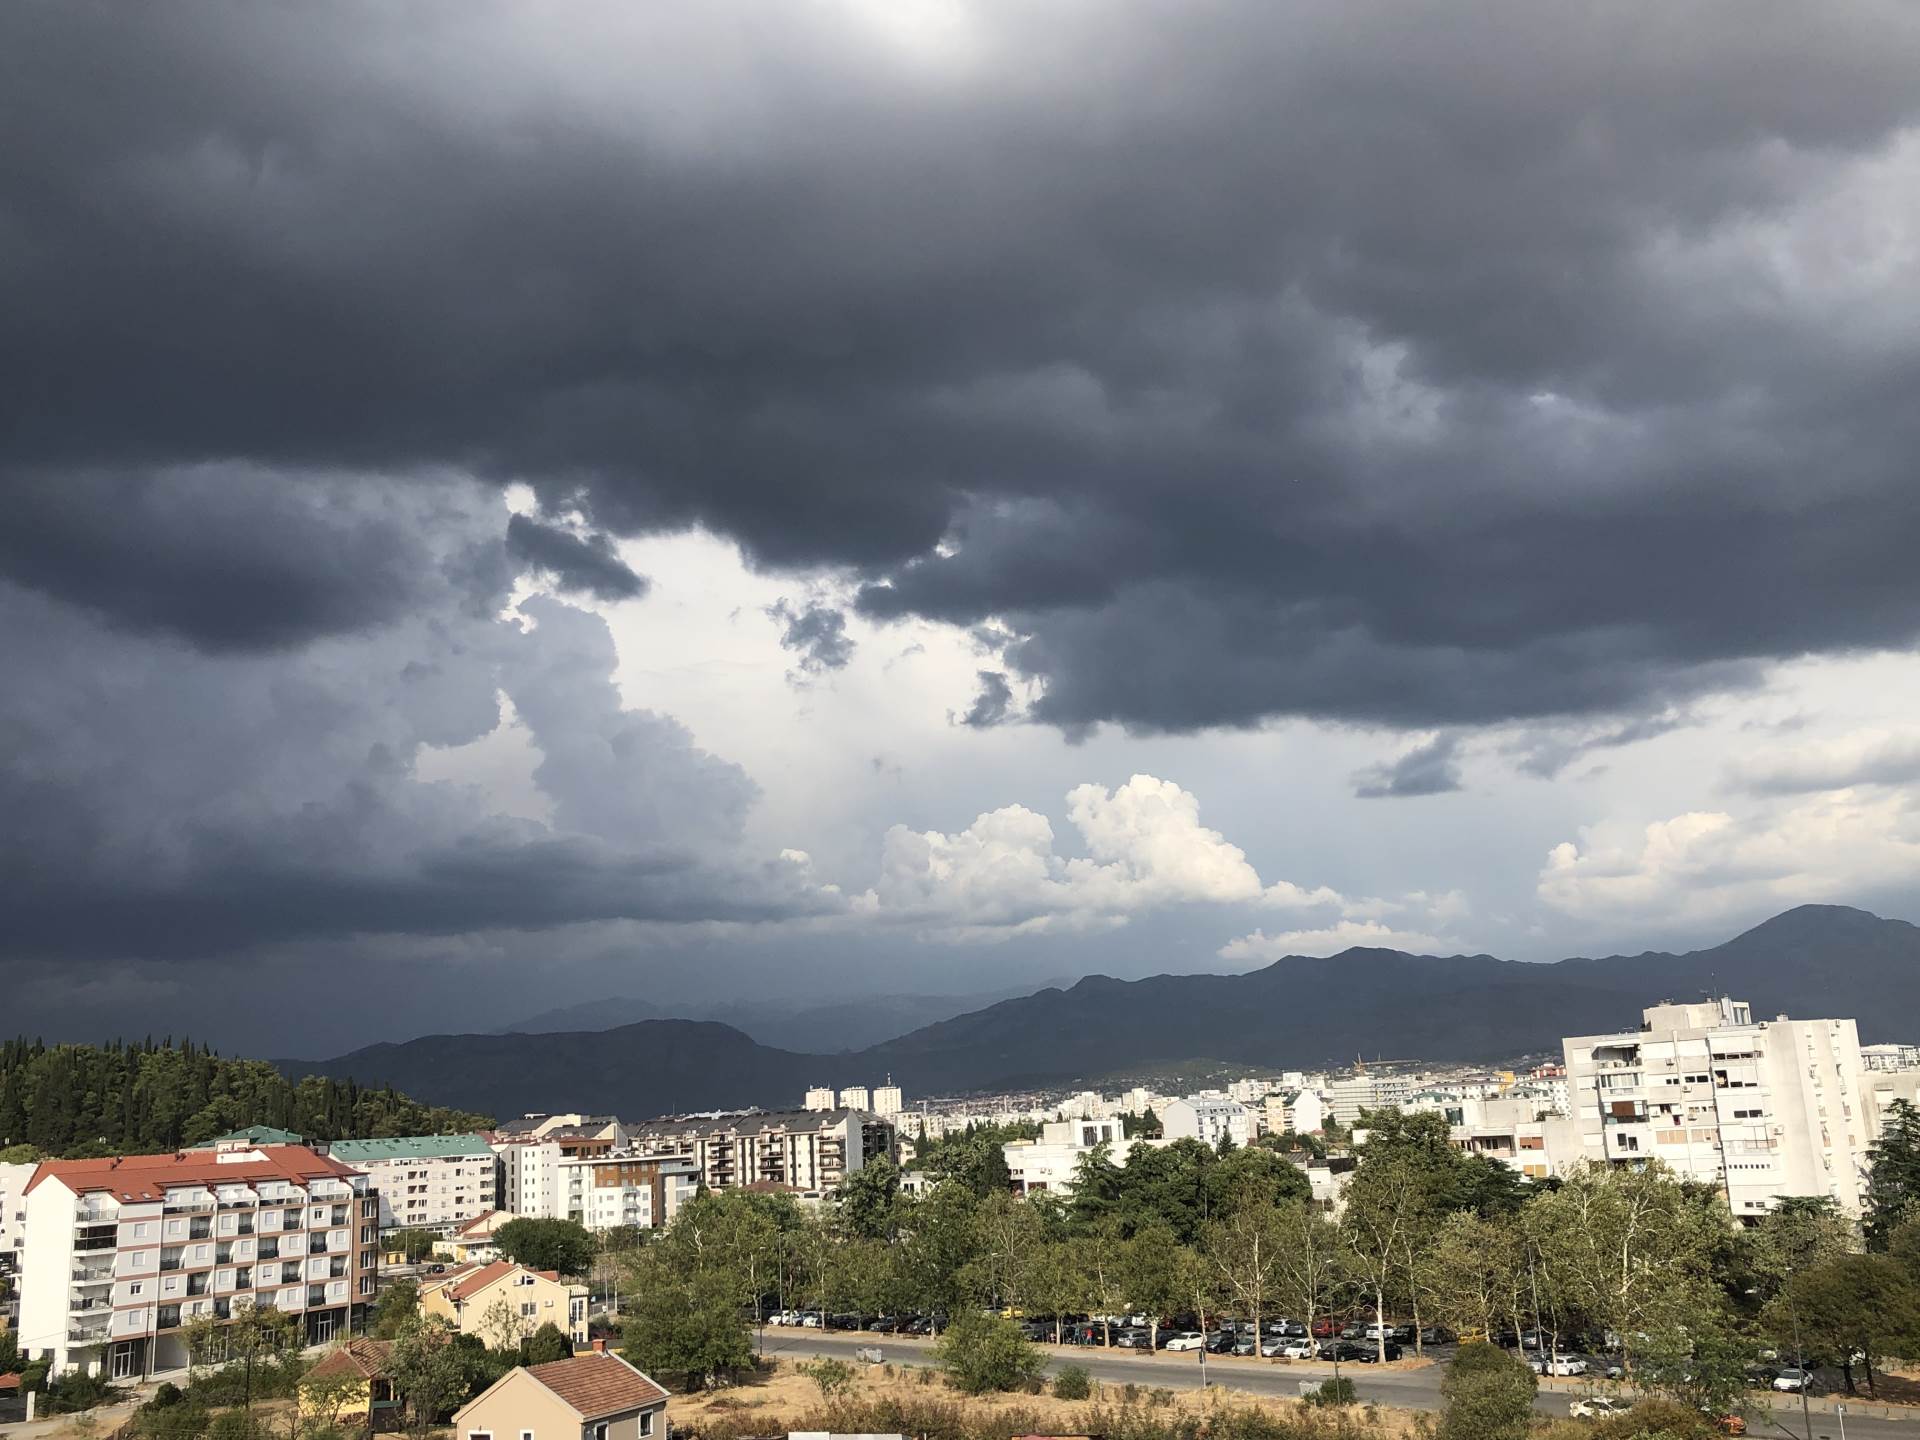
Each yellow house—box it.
[454,1350,667,1440]
[435,1209,512,1265]
[300,1337,397,1425]
[422,1260,590,1347]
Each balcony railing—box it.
[163,1201,215,1216]
[68,1323,110,1344]
[71,1266,115,1284]
[160,1257,185,1273]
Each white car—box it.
[799,1312,822,1328]
[1568,1398,1631,1420]
[1165,1331,1206,1351]
[1531,1355,1588,1377]
[1270,1339,1317,1359]
[1773,1369,1810,1393]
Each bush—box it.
[208,1412,261,1440]
[1303,1377,1356,1407]
[1149,1388,1175,1408]
[1437,1341,1536,1440]
[148,1382,184,1410]
[44,1372,120,1414]
[1588,1400,1719,1440]
[800,1358,857,1399]
[932,1309,1045,1395]
[1053,1364,1093,1400]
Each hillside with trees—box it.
[0,1038,491,1159]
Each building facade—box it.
[554,1154,698,1231]
[327,1135,498,1234]
[454,1350,668,1440]
[18,1145,378,1379]
[1327,1072,1419,1125]
[621,1109,896,1195]
[1160,1093,1251,1149]
[422,1260,589,1347]
[0,1159,34,1298]
[1564,998,1873,1218]
[1003,1118,1125,1196]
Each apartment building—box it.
[622,1109,896,1195]
[803,1087,837,1112]
[1327,1071,1419,1125]
[327,1135,498,1234]
[1004,1117,1125,1196]
[1564,998,1873,1219]
[17,1145,378,1379]
[871,1085,903,1118]
[492,1115,628,1155]
[1260,1090,1325,1136]
[554,1154,699,1231]
[1,1159,33,1295]
[421,1260,588,1347]
[1160,1093,1251,1148]
[838,1087,870,1111]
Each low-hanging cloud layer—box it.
[5,1,1920,1048]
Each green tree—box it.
[621,1260,753,1390]
[1745,1197,1857,1304]
[1274,1200,1347,1352]
[1866,1100,1920,1249]
[388,1315,473,1434]
[1437,1341,1537,1440]
[494,1217,596,1276]
[1770,1252,1920,1395]
[524,1322,572,1364]
[1122,1223,1187,1350]
[1425,1211,1517,1340]
[970,1190,1049,1312]
[934,1308,1044,1394]
[387,1229,439,1264]
[1202,1188,1285,1331]
[1635,1311,1757,1415]
[898,1182,985,1327]
[181,1300,298,1417]
[1341,1151,1421,1361]
[371,1277,420,1339]
[834,1154,902,1240]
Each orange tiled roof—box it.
[442,1259,560,1303]
[524,1353,668,1420]
[307,1338,393,1381]
[25,1146,360,1200]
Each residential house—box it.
[422,1260,589,1347]
[435,1210,514,1265]
[1159,1093,1250,1149]
[1003,1119,1125,1196]
[454,1348,668,1440]
[300,1337,396,1426]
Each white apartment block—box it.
[1004,1118,1125,1196]
[622,1109,897,1195]
[1,1159,33,1290]
[1161,1093,1252,1148]
[496,1141,562,1219]
[555,1154,699,1231]
[1564,998,1873,1219]
[1327,1072,1420,1125]
[1862,1043,1920,1073]
[1260,1090,1325,1137]
[326,1135,497,1234]
[871,1085,903,1118]
[17,1146,378,1380]
[803,1087,837,1111]
[838,1086,870,1111]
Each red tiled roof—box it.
[25,1146,360,1200]
[454,1209,506,1238]
[524,1353,668,1420]
[441,1259,560,1303]
[307,1338,393,1381]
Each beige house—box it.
[422,1260,590,1347]
[435,1210,512,1264]
[299,1337,396,1425]
[454,1350,668,1440]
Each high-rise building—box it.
[326,1135,497,1234]
[803,1087,837,1111]
[838,1086,870,1111]
[621,1109,896,1195]
[1160,1093,1251,1148]
[1563,998,1872,1219]
[870,1085,903,1118]
[17,1145,378,1379]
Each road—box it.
[757,1328,1920,1440]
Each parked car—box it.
[1419,1327,1449,1346]
[800,1312,823,1328]
[1568,1398,1632,1420]
[1354,1342,1404,1363]
[1318,1340,1367,1362]
[1232,1334,1261,1356]
[1117,1329,1154,1350]
[1166,1331,1207,1352]
[1272,1338,1318,1360]
[867,1316,900,1332]
[1532,1355,1588,1376]
[1773,1368,1811,1393]
[1312,1318,1339,1338]
[1206,1330,1237,1353]
[903,1316,932,1335]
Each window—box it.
[467,1432,493,1440]
[639,1412,654,1437]
[134,1223,150,1238]
[520,1432,534,1440]
[594,1426,608,1440]
[130,1282,144,1295]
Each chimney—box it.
[591,1338,607,1353]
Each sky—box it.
[4,1,1920,1056]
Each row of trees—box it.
[621,1102,1920,1402]
[0,1038,491,1157]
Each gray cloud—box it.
[959,671,1015,729]
[1724,731,1920,795]
[3,3,1918,739]
[505,513,649,601]
[1354,733,1464,799]
[1513,711,1695,780]
[766,599,855,677]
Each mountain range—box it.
[288,904,1920,1119]
[498,980,1071,1053]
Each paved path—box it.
[758,1329,1920,1440]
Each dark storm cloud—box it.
[766,599,856,676]
[505,513,649,601]
[5,0,1920,740]
[960,671,1015,729]
[1353,733,1463,799]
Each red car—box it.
[1312,1319,1339,1338]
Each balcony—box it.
[160,1256,185,1273]
[306,1286,328,1308]
[257,1242,281,1261]
[69,1296,111,1314]
[308,1237,330,1255]
[188,1218,212,1240]
[68,1322,110,1345]
[163,1201,215,1216]
[71,1265,115,1285]
[236,1218,255,1235]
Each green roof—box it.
[191,1125,306,1148]
[327,1133,495,1161]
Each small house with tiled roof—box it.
[300,1337,396,1423]
[454,1350,668,1440]
[434,1209,512,1264]
[422,1260,589,1346]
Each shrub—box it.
[1053,1365,1093,1400]
[148,1382,184,1410]
[932,1309,1045,1395]
[1303,1377,1356,1407]
[1588,1399,1719,1440]
[1149,1388,1175,1408]
[208,1411,261,1440]
[44,1372,120,1414]
[1437,1341,1536,1440]
[799,1358,857,1399]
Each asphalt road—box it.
[757,1328,1920,1440]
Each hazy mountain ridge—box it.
[293,905,1920,1117]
